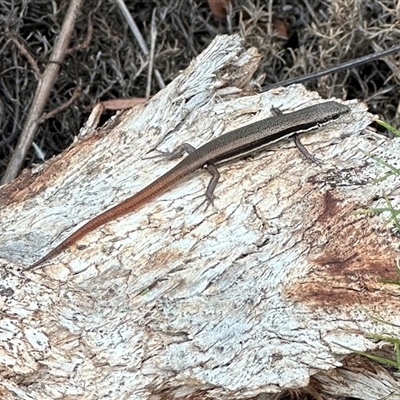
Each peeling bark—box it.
[0,35,399,400]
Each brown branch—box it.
[97,97,147,111]
[11,37,42,79]
[39,87,83,123]
[68,14,93,55]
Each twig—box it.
[96,98,147,111]
[1,0,84,185]
[116,0,165,90]
[11,37,41,79]
[146,9,157,98]
[68,14,93,55]
[261,44,400,92]
[39,87,82,123]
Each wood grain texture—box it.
[0,34,398,400]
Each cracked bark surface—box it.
[0,35,399,399]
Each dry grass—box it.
[0,0,399,176]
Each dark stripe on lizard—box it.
[27,101,350,270]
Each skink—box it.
[28,101,350,270]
